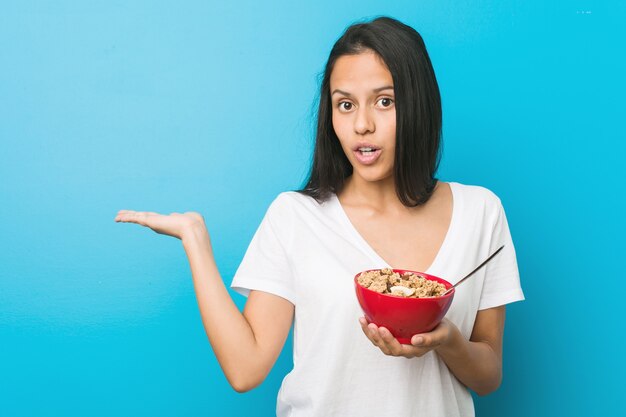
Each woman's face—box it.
[330,50,396,183]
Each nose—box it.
[354,107,375,135]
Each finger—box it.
[115,210,132,218]
[367,323,382,344]
[358,317,369,329]
[378,327,404,356]
[115,211,139,222]
[358,318,370,337]
[118,210,152,215]
[115,209,136,216]
[412,321,450,349]
[115,211,134,222]
[116,211,149,225]
[359,319,375,342]
[399,344,430,358]
[133,212,157,227]
[411,335,425,346]
[421,319,451,345]
[411,334,439,349]
[359,319,388,351]
[367,324,392,354]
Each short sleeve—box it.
[478,200,525,310]
[230,195,296,305]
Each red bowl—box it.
[354,269,455,344]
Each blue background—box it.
[1,1,624,416]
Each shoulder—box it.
[261,191,329,242]
[451,182,502,208]
[270,191,321,208]
[265,191,327,218]
[449,182,504,223]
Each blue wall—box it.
[1,1,624,416]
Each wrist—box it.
[182,222,211,249]
[435,321,465,358]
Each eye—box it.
[338,101,353,112]
[377,97,394,108]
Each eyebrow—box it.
[331,85,394,97]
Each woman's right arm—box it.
[182,224,294,392]
[115,210,294,392]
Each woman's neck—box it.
[340,175,399,211]
[339,175,441,214]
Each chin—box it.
[354,168,393,183]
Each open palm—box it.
[114,210,205,240]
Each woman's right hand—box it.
[114,210,207,241]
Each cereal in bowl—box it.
[357,268,447,298]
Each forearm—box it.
[436,328,502,396]
[181,225,263,391]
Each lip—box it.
[352,142,380,152]
[353,148,382,165]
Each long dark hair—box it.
[298,16,442,207]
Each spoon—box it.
[442,245,505,296]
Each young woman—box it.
[115,16,524,417]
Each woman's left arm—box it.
[359,306,505,396]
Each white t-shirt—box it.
[231,182,524,417]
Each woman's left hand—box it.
[358,317,455,358]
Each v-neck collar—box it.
[330,182,459,275]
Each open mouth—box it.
[357,146,379,156]
[352,145,382,165]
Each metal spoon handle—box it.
[443,245,505,295]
